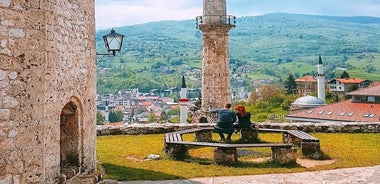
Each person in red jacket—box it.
[234,105,252,132]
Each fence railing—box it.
[196,15,236,29]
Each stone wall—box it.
[96,122,380,136]
[256,122,380,133]
[0,0,96,183]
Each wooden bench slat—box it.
[253,128,287,132]
[174,127,214,135]
[287,130,319,141]
[169,134,174,142]
[174,133,182,142]
[165,133,171,143]
[166,141,292,148]
[165,133,183,143]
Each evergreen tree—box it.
[96,111,104,125]
[190,94,202,112]
[160,111,168,121]
[340,71,350,78]
[148,112,156,123]
[285,74,297,95]
[108,110,124,123]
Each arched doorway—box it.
[60,97,83,176]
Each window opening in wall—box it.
[60,101,81,178]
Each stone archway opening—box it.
[60,101,81,178]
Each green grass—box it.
[278,62,316,75]
[96,133,380,181]
[345,53,380,81]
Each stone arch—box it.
[199,116,208,123]
[59,96,83,171]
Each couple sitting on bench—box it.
[213,103,251,141]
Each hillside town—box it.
[97,67,380,125]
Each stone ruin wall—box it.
[0,0,96,183]
[96,122,380,136]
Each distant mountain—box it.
[96,13,380,94]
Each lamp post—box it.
[96,29,124,65]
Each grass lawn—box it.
[96,133,380,181]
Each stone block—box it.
[0,175,12,183]
[0,109,10,120]
[164,144,187,160]
[271,146,297,164]
[301,141,322,159]
[6,161,23,174]
[240,130,258,142]
[195,131,212,142]
[214,147,237,165]
[0,163,6,176]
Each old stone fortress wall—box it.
[97,122,380,136]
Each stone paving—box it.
[116,165,380,184]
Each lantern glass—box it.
[103,29,124,54]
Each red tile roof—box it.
[295,75,316,82]
[140,101,153,106]
[371,81,380,86]
[286,99,380,122]
[335,78,364,84]
[347,84,380,97]
[104,122,123,126]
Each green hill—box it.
[96,13,380,94]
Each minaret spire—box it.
[317,55,325,102]
[179,76,189,124]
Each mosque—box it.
[286,56,380,123]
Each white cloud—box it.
[95,0,202,30]
[95,0,380,30]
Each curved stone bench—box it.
[252,128,321,159]
[164,128,297,165]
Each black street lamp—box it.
[96,29,124,64]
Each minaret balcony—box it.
[196,15,236,29]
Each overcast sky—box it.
[95,0,380,30]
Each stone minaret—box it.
[317,55,326,102]
[179,76,189,124]
[196,0,236,110]
[0,1,96,183]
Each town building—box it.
[286,84,380,122]
[295,75,317,94]
[327,78,372,92]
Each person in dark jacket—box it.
[233,105,252,132]
[213,103,237,141]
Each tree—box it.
[96,111,104,125]
[160,111,168,121]
[257,84,284,102]
[148,112,156,123]
[285,74,297,95]
[108,110,123,123]
[190,95,202,112]
[340,71,350,78]
[248,90,259,105]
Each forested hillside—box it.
[96,13,380,94]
